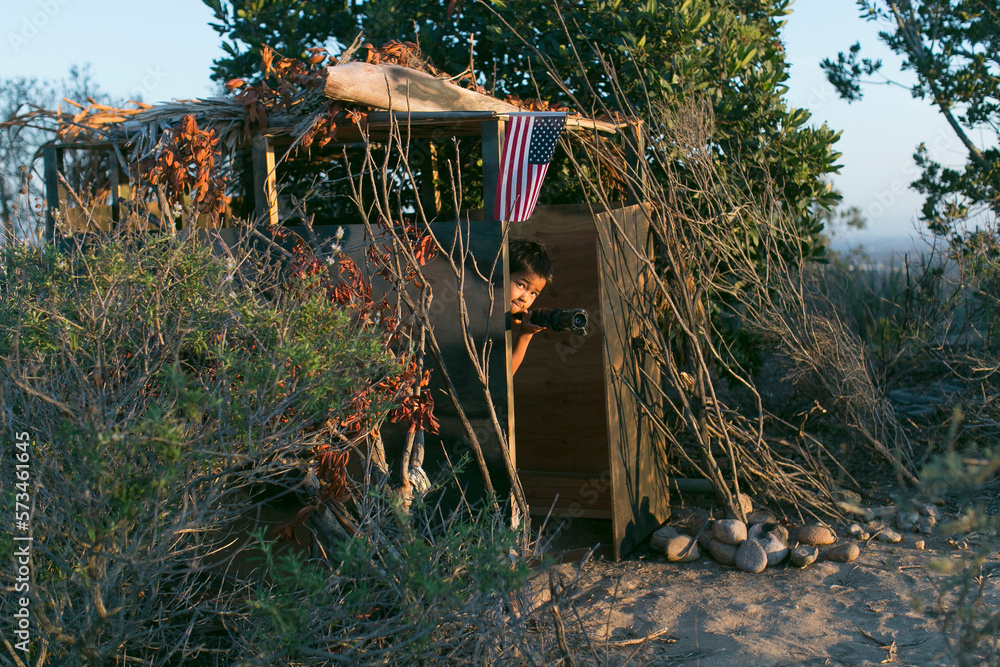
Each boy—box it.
[509,238,553,374]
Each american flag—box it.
[494,112,566,222]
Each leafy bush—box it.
[0,224,574,666]
[238,489,533,665]
[0,228,399,663]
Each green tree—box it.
[204,0,359,83]
[822,0,1000,239]
[203,0,843,253]
[359,0,844,371]
[362,0,842,252]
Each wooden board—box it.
[418,220,512,507]
[595,203,671,559]
[518,471,613,519]
[515,203,669,558]
[513,204,613,515]
[233,120,517,517]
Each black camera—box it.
[519,308,590,336]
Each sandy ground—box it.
[531,535,991,666]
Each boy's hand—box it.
[515,311,546,334]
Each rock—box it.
[735,493,754,517]
[747,510,776,525]
[674,508,711,536]
[665,535,700,562]
[921,505,940,521]
[713,519,747,546]
[867,520,884,533]
[826,542,860,562]
[847,523,867,540]
[877,528,902,543]
[735,539,767,573]
[797,524,837,546]
[896,511,920,532]
[747,522,788,544]
[650,525,680,551]
[791,545,819,568]
[836,501,873,520]
[914,539,926,551]
[708,537,739,566]
[918,515,937,534]
[697,528,716,550]
[755,533,789,566]
[725,493,755,520]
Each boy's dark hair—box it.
[509,238,553,284]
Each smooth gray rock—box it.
[735,539,767,573]
[791,545,819,568]
[713,519,747,546]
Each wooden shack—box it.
[40,109,669,559]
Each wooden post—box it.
[251,135,278,226]
[109,148,129,226]
[482,118,528,528]
[42,145,63,242]
[417,141,441,219]
[482,120,500,226]
[623,120,646,206]
[481,117,510,436]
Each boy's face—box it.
[510,270,547,316]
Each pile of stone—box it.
[650,493,878,572]
[835,491,940,551]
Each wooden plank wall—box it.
[595,203,671,559]
[513,205,614,521]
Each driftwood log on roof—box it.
[321,62,621,134]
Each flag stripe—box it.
[498,117,518,216]
[494,112,565,222]
[510,117,531,218]
[500,115,530,219]
[525,164,548,216]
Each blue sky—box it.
[2,0,963,247]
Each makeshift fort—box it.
[17,43,669,559]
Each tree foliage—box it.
[204,0,843,251]
[822,0,1000,239]
[204,0,359,84]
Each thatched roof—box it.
[2,42,625,224]
[4,41,621,162]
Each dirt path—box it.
[535,539,972,666]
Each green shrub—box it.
[0,229,398,664]
[240,489,533,665]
